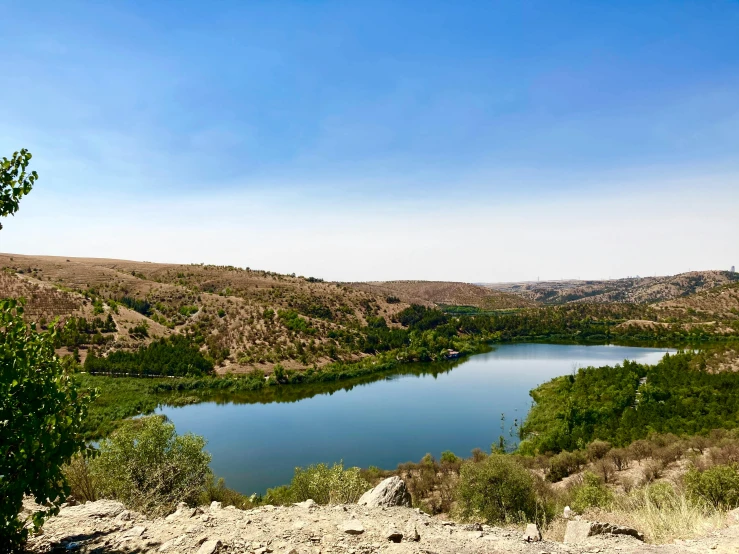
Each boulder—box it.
[357,476,412,508]
[522,523,541,542]
[564,520,644,544]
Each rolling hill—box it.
[484,270,739,305]
[0,253,419,373]
[347,280,535,310]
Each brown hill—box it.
[347,280,535,310]
[485,270,739,305]
[0,253,417,373]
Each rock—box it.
[563,505,571,519]
[57,499,125,519]
[728,507,739,524]
[404,522,420,542]
[385,527,403,543]
[523,523,541,542]
[116,510,132,522]
[294,499,317,509]
[564,520,595,544]
[124,525,146,538]
[338,520,365,535]
[564,520,644,544]
[210,501,222,511]
[357,476,412,508]
[197,539,222,554]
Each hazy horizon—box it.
[1,1,737,281]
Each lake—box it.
[157,343,673,494]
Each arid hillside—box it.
[656,282,739,319]
[348,280,535,310]
[485,270,739,305]
[0,253,418,373]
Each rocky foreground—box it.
[23,478,739,554]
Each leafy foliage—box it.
[456,454,547,524]
[90,416,211,516]
[685,464,739,509]
[0,299,93,549]
[570,471,614,512]
[264,462,369,505]
[0,149,37,231]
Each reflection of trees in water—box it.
[197,357,468,407]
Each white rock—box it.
[357,477,411,508]
[522,523,542,542]
[338,520,365,535]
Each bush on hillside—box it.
[685,464,739,509]
[569,471,614,513]
[456,454,546,524]
[90,416,211,516]
[546,450,585,482]
[587,440,612,461]
[265,462,370,506]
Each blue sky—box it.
[1,1,738,281]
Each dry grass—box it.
[591,486,727,543]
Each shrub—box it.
[64,453,99,503]
[709,441,739,466]
[642,459,666,483]
[90,416,211,516]
[628,439,654,462]
[269,462,370,505]
[456,454,544,524]
[653,443,683,466]
[587,440,612,462]
[440,450,461,465]
[1,299,93,550]
[607,448,631,471]
[593,458,616,483]
[570,471,613,513]
[547,450,584,482]
[685,464,739,509]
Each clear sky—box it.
[1,1,737,282]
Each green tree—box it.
[1,299,94,550]
[0,149,37,231]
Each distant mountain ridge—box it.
[483,270,739,305]
[347,280,535,310]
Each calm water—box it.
[157,343,673,494]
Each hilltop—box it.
[347,280,534,310]
[0,253,418,373]
[485,270,739,305]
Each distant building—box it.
[732,265,736,273]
